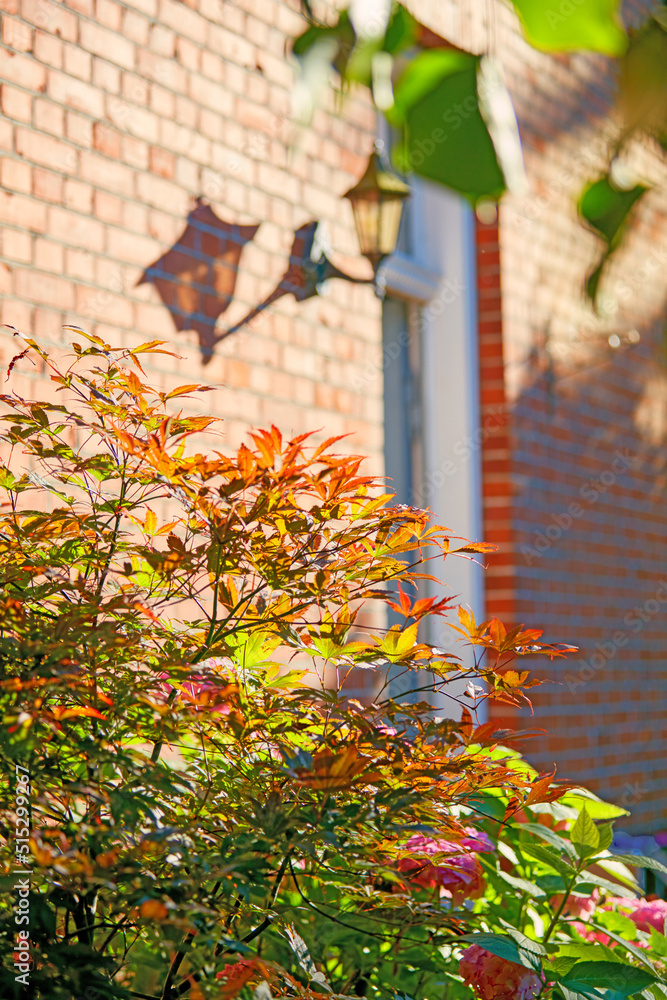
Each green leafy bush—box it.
[0,335,665,1000]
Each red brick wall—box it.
[459,2,667,830]
[1,0,383,468]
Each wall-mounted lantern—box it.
[344,140,411,293]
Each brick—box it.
[96,0,122,30]
[32,306,62,338]
[93,123,121,158]
[67,0,93,13]
[0,119,13,150]
[64,42,92,82]
[2,14,32,51]
[65,248,95,281]
[47,70,105,119]
[15,128,78,174]
[174,95,197,129]
[106,225,159,265]
[79,21,135,70]
[34,98,64,137]
[149,23,174,56]
[200,50,223,83]
[33,168,62,202]
[15,268,75,309]
[176,35,199,71]
[79,150,135,195]
[159,0,206,43]
[149,146,174,179]
[65,111,93,148]
[122,136,149,170]
[1,50,46,90]
[34,237,64,273]
[0,299,33,333]
[188,74,234,115]
[135,171,188,213]
[199,109,223,142]
[21,0,78,42]
[123,9,149,45]
[121,200,147,233]
[1,156,31,193]
[175,155,197,191]
[93,189,122,223]
[149,84,175,118]
[92,57,121,95]
[121,71,148,105]
[146,208,173,243]
[0,84,32,122]
[123,0,156,16]
[107,96,158,143]
[0,262,12,294]
[76,284,134,327]
[1,228,32,262]
[47,206,104,251]
[0,190,47,230]
[137,49,186,91]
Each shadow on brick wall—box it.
[138,197,259,364]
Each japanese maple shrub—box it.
[0,334,665,1000]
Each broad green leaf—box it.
[497,921,546,958]
[459,933,539,970]
[522,822,579,858]
[595,855,640,889]
[0,466,16,489]
[558,987,591,1000]
[559,790,622,821]
[579,176,648,248]
[578,173,648,303]
[597,823,614,853]
[494,867,546,898]
[389,50,509,203]
[555,942,626,965]
[574,873,637,899]
[510,0,627,55]
[562,961,656,996]
[535,874,568,894]
[496,839,520,865]
[570,807,600,858]
[586,922,658,970]
[642,986,667,1000]
[609,854,667,876]
[592,909,638,939]
[521,843,576,876]
[649,927,667,957]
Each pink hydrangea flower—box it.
[549,889,600,931]
[606,897,667,934]
[568,895,667,945]
[397,828,494,902]
[460,945,545,1000]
